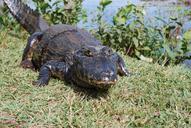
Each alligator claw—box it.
[118,62,131,77]
[32,79,48,87]
[123,69,131,77]
[20,60,35,70]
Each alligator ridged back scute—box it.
[77,29,101,46]
[42,24,101,46]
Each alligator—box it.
[3,0,130,89]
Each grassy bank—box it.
[0,31,191,127]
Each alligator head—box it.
[71,46,129,89]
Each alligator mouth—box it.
[91,79,117,85]
[76,75,117,89]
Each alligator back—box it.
[3,0,49,34]
[32,24,101,68]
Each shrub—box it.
[0,6,21,32]
[32,0,85,25]
[91,0,191,65]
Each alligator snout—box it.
[101,70,117,81]
[102,70,114,77]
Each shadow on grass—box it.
[64,82,110,100]
[32,76,110,100]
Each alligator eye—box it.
[102,47,113,55]
[107,49,113,54]
[84,50,93,57]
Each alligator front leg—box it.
[111,53,131,76]
[20,32,43,69]
[33,60,70,87]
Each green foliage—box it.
[91,1,191,65]
[32,0,85,25]
[92,2,154,60]
[0,6,21,32]
[96,3,148,57]
[99,0,112,10]
[153,18,190,65]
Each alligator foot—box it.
[32,79,48,87]
[20,59,35,70]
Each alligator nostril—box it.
[102,72,108,77]
[109,71,114,76]
[102,77,109,81]
[101,72,115,83]
[102,71,114,77]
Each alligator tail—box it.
[3,0,49,34]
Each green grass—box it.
[0,30,191,128]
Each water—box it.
[80,0,191,31]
